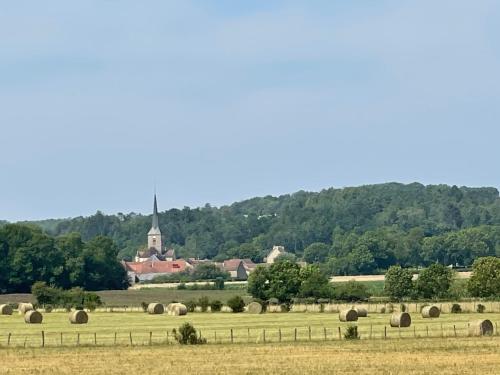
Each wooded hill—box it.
[13,182,499,274]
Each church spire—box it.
[152,194,159,229]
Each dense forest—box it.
[15,182,500,274]
[0,224,128,293]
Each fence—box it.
[0,322,498,348]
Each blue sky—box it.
[1,1,500,221]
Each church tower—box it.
[147,194,162,253]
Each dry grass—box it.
[0,338,498,374]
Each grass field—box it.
[0,311,498,347]
[0,338,499,374]
[0,311,499,374]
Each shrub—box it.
[400,303,407,312]
[185,300,197,312]
[45,305,53,313]
[344,325,360,340]
[210,300,223,312]
[141,302,148,312]
[227,296,245,313]
[177,283,187,290]
[476,304,486,313]
[198,296,210,312]
[172,323,206,345]
[334,281,371,302]
[451,303,462,314]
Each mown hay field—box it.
[0,338,499,375]
[0,311,499,347]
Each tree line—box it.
[0,224,129,293]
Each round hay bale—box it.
[421,305,440,318]
[24,310,43,324]
[170,303,187,316]
[167,303,182,314]
[0,304,13,315]
[469,320,494,336]
[339,309,358,322]
[69,310,89,324]
[147,303,164,315]
[355,307,368,317]
[247,302,263,314]
[390,312,411,327]
[18,303,34,315]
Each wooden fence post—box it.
[94,332,97,345]
[129,332,133,346]
[370,324,373,339]
[453,325,457,337]
[114,332,117,345]
[7,333,11,346]
[384,326,387,340]
[149,331,153,346]
[77,333,80,346]
[279,328,282,343]
[60,332,63,346]
[214,331,217,344]
[230,329,234,344]
[338,327,342,340]
[294,328,297,342]
[41,331,45,348]
[308,326,311,341]
[323,327,327,341]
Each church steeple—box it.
[152,194,159,229]
[147,193,162,254]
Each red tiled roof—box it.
[124,260,190,274]
[223,259,244,272]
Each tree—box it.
[227,296,245,313]
[384,265,414,301]
[80,236,129,290]
[266,261,302,303]
[416,264,454,299]
[191,263,229,281]
[467,257,500,298]
[298,265,333,299]
[303,243,330,264]
[247,266,270,301]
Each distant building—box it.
[124,259,192,283]
[265,245,288,264]
[222,259,248,280]
[135,194,165,262]
[165,249,176,261]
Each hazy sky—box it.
[1,1,500,221]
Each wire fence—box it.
[0,322,498,348]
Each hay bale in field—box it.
[69,310,89,324]
[390,312,411,327]
[339,309,358,322]
[268,305,282,313]
[247,302,263,314]
[468,320,494,336]
[355,307,368,317]
[0,304,13,315]
[167,303,182,313]
[24,310,43,324]
[147,303,164,315]
[18,303,34,315]
[421,305,440,318]
[169,303,187,316]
